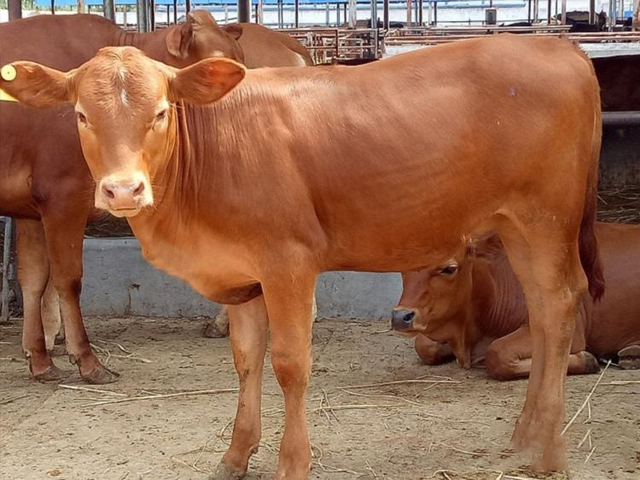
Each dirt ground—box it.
[1,318,638,480]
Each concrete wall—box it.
[80,238,402,319]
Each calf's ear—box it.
[168,57,245,105]
[0,62,74,108]
[166,19,194,59]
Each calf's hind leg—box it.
[16,219,62,381]
[497,219,589,471]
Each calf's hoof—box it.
[210,462,246,480]
[618,345,640,370]
[33,364,66,382]
[54,331,66,345]
[81,365,120,384]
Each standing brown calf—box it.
[394,222,640,379]
[2,36,603,475]
[0,12,311,383]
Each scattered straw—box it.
[577,428,593,449]
[585,446,597,463]
[562,360,611,435]
[602,380,640,386]
[309,404,403,415]
[59,384,126,397]
[0,357,26,363]
[0,394,29,406]
[81,388,238,407]
[341,378,459,390]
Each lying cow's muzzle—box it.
[96,174,153,217]
[391,308,418,332]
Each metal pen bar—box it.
[1,217,13,323]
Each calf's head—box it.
[165,11,245,66]
[392,235,503,336]
[1,47,245,217]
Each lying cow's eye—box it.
[439,264,458,275]
[77,112,88,125]
[155,110,167,121]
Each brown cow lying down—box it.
[2,36,603,474]
[394,222,640,379]
[0,11,311,383]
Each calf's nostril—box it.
[102,184,115,199]
[403,311,415,323]
[133,182,145,197]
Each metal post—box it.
[124,6,128,27]
[239,0,251,23]
[104,0,116,22]
[348,0,356,27]
[527,0,531,23]
[371,0,377,27]
[278,0,283,28]
[418,0,423,24]
[185,0,191,14]
[295,0,300,27]
[433,1,437,25]
[51,0,55,14]
[150,0,156,30]
[547,0,551,23]
[383,0,389,28]
[560,0,566,24]
[137,0,150,32]
[8,0,22,20]
[407,0,412,26]
[337,2,340,26]
[258,0,263,24]
[1,218,13,323]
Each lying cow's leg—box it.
[15,219,62,381]
[204,306,230,338]
[41,207,118,384]
[204,295,318,339]
[41,275,62,353]
[498,222,588,470]
[414,334,455,365]
[485,325,600,381]
[618,345,640,369]
[215,295,268,479]
[263,272,316,480]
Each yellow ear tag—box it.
[0,65,18,102]
[1,64,17,82]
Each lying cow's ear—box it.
[166,19,194,59]
[168,58,245,105]
[0,62,74,108]
[472,234,504,260]
[222,24,244,41]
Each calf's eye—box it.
[439,264,458,275]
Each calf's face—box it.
[392,252,474,335]
[1,47,245,217]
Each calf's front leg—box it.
[214,295,268,480]
[263,271,316,480]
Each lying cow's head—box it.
[165,10,245,66]
[1,47,245,217]
[391,235,503,335]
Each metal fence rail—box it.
[1,217,13,322]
